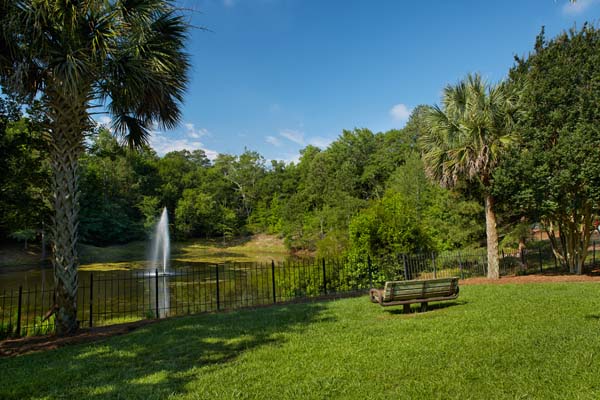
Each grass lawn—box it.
[1,283,600,399]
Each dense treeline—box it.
[2,24,599,273]
[0,97,484,257]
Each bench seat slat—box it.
[379,293,459,307]
[372,277,459,308]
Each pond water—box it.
[0,258,353,338]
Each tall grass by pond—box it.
[1,282,600,399]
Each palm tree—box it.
[0,0,189,334]
[420,74,518,279]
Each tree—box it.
[503,25,600,274]
[0,96,51,242]
[0,1,189,334]
[420,74,518,279]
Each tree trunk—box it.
[485,194,500,279]
[47,91,88,335]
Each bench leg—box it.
[403,304,411,314]
[420,302,428,312]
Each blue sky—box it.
[123,0,600,162]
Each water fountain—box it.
[148,207,172,317]
[150,207,172,276]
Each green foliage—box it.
[500,24,600,272]
[78,130,149,245]
[348,191,432,258]
[0,96,51,241]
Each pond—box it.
[0,237,353,337]
[0,258,359,338]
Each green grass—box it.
[2,283,600,399]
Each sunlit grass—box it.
[2,282,600,399]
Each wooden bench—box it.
[369,277,459,313]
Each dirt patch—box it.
[462,273,600,285]
[0,319,156,358]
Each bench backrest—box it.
[382,277,459,302]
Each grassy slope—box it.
[78,234,289,270]
[1,283,600,399]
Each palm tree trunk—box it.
[485,194,500,279]
[47,92,87,335]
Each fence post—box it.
[215,264,220,311]
[322,258,327,295]
[155,269,159,319]
[271,260,277,304]
[538,248,543,273]
[501,249,506,275]
[594,241,596,267]
[16,286,22,337]
[402,254,408,281]
[431,253,437,279]
[458,253,464,280]
[368,255,373,289]
[89,273,94,328]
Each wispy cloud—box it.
[308,136,333,149]
[389,103,412,122]
[149,131,218,160]
[270,152,301,165]
[266,135,283,147]
[223,0,235,7]
[184,123,210,139]
[562,0,597,15]
[279,129,305,144]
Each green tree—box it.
[0,0,189,334]
[386,153,484,251]
[503,25,600,274]
[79,129,150,245]
[420,74,518,279]
[0,96,51,244]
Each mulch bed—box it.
[0,319,156,358]
[462,272,600,286]
[2,273,600,358]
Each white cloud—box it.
[266,135,283,147]
[389,103,412,122]
[562,0,597,14]
[149,131,218,160]
[279,129,305,144]
[93,116,113,133]
[270,153,301,165]
[97,116,112,126]
[308,136,333,149]
[184,123,210,139]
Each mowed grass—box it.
[2,283,600,399]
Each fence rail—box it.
[1,243,598,339]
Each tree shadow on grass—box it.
[584,314,600,320]
[0,302,330,399]
[385,300,467,315]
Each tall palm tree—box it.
[420,74,517,279]
[0,0,189,334]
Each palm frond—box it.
[421,74,518,189]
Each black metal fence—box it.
[1,243,598,339]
